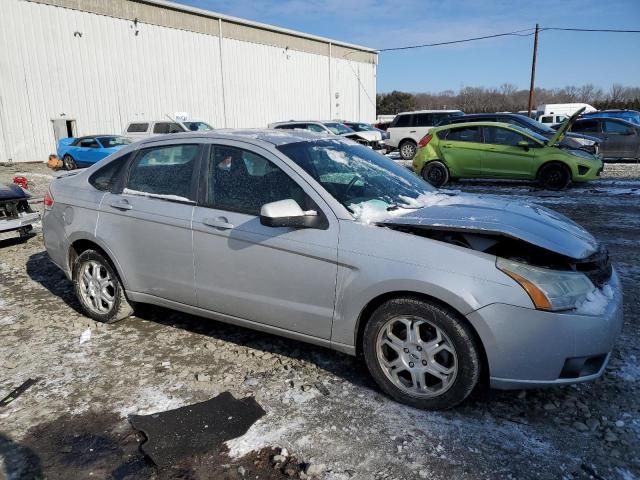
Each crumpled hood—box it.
[0,182,29,201]
[342,130,382,142]
[381,193,598,260]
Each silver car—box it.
[42,130,623,409]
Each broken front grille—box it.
[0,199,33,220]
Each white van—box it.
[123,120,187,140]
[536,103,596,125]
[386,110,464,159]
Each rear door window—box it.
[126,144,199,201]
[571,120,600,133]
[444,126,481,142]
[79,138,100,148]
[484,127,527,146]
[152,122,184,134]
[414,113,433,127]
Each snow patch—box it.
[575,283,614,315]
[614,355,639,382]
[349,193,453,224]
[225,415,305,458]
[0,316,16,326]
[113,386,191,418]
[79,328,92,344]
[123,188,193,203]
[616,468,638,480]
[326,149,349,164]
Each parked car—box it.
[269,120,385,150]
[123,120,187,140]
[57,135,132,170]
[414,109,603,190]
[554,117,640,161]
[581,110,640,126]
[386,110,464,160]
[436,112,600,155]
[1,182,40,240]
[536,103,596,121]
[43,129,622,410]
[342,121,390,141]
[181,121,214,132]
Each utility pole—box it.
[527,24,539,118]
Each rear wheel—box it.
[421,161,450,187]
[73,249,133,323]
[399,140,417,160]
[363,297,480,410]
[63,154,77,170]
[538,162,571,190]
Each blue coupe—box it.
[57,135,132,169]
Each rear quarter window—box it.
[89,153,131,192]
[127,123,149,133]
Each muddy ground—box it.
[0,162,639,480]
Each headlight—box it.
[567,149,596,160]
[496,258,594,311]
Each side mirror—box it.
[517,140,530,150]
[260,199,320,228]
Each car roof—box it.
[132,128,338,147]
[432,121,517,130]
[575,117,637,126]
[396,110,463,115]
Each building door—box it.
[52,118,76,141]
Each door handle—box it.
[110,199,132,211]
[409,130,416,133]
[442,144,453,148]
[203,217,234,230]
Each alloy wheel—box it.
[376,315,458,398]
[78,260,116,315]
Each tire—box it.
[363,297,480,410]
[63,154,77,170]
[399,140,417,160]
[421,161,450,187]
[538,162,571,190]
[73,249,133,323]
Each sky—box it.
[174,0,640,93]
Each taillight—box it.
[44,190,54,209]
[418,134,432,148]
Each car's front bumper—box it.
[0,211,40,233]
[466,269,623,389]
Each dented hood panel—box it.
[382,194,599,260]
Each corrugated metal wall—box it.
[0,0,376,162]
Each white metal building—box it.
[0,0,378,162]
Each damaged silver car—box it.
[42,130,623,409]
[1,181,40,241]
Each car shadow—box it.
[24,253,500,410]
[0,432,43,479]
[25,251,84,315]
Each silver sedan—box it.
[42,130,623,409]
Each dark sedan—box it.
[555,117,640,161]
[437,113,600,155]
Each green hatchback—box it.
[413,108,603,190]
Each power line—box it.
[378,26,640,52]
[378,28,536,52]
[543,27,640,33]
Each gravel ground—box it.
[0,162,639,480]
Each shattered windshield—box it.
[277,139,436,216]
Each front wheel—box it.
[422,161,450,187]
[63,154,77,170]
[363,297,480,410]
[538,163,571,190]
[73,249,133,323]
[399,140,417,160]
